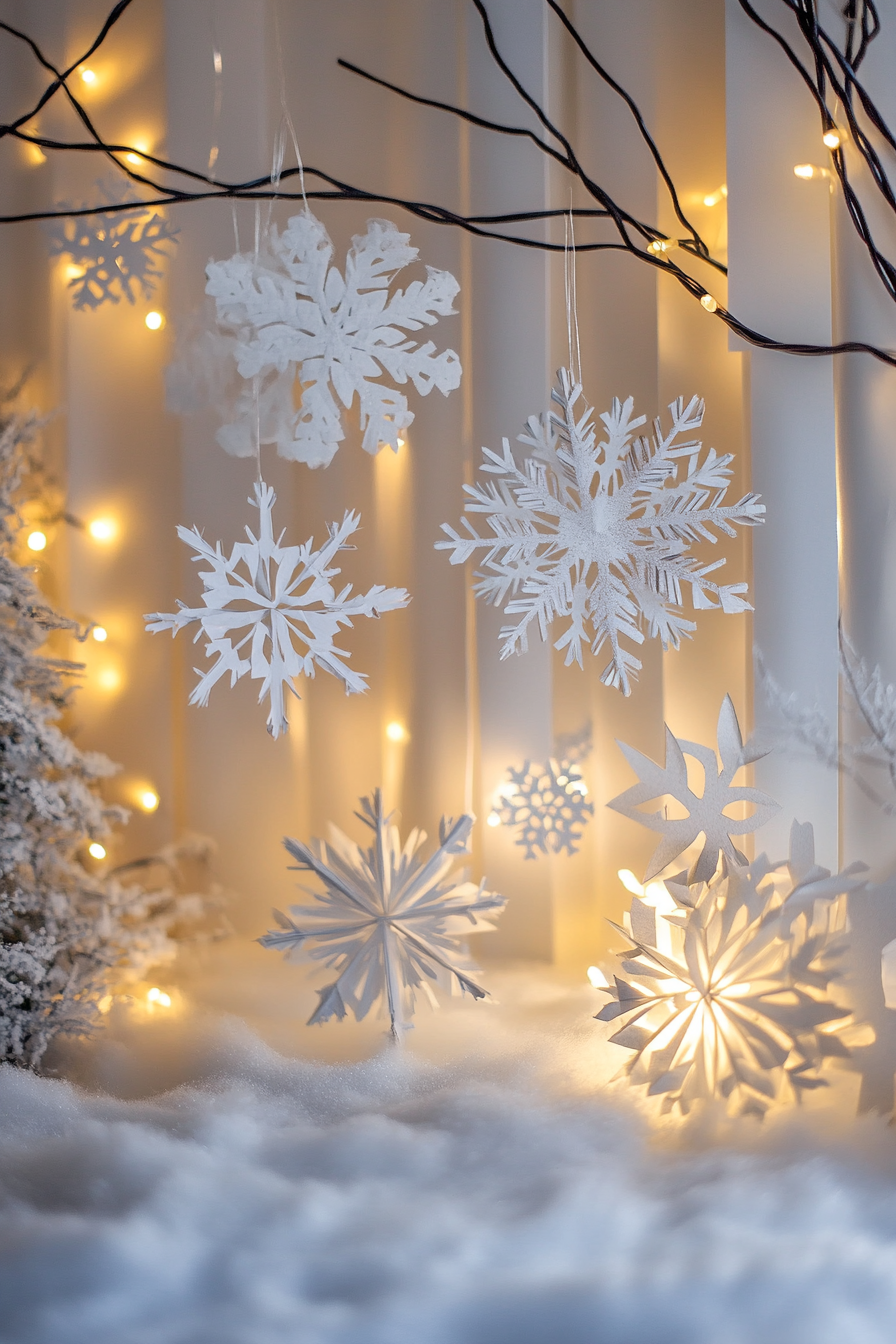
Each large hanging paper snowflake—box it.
[205,213,462,468]
[437,369,763,693]
[46,178,178,310]
[145,481,408,738]
[595,822,867,1116]
[608,695,779,883]
[491,757,593,858]
[259,791,504,1038]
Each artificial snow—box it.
[2,970,896,1344]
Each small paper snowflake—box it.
[437,369,764,693]
[595,822,867,1116]
[46,178,178,310]
[491,757,593,858]
[145,480,408,738]
[259,791,504,1038]
[205,213,462,467]
[608,695,779,883]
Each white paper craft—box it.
[205,214,461,467]
[608,695,779,883]
[494,757,593,858]
[259,791,504,1039]
[145,481,408,738]
[438,370,763,693]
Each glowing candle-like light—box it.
[80,68,97,85]
[139,789,160,813]
[88,842,107,860]
[822,128,842,150]
[385,720,408,742]
[91,625,108,642]
[145,311,164,330]
[147,987,172,1007]
[703,184,728,207]
[26,530,47,551]
[88,517,117,542]
[700,294,719,313]
[486,811,501,828]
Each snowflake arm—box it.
[145,481,408,737]
[259,791,504,1038]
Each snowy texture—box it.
[596,822,868,1116]
[204,213,461,467]
[492,757,593,858]
[45,178,178,310]
[3,1012,896,1344]
[260,791,504,1037]
[145,480,408,738]
[608,695,779,882]
[438,370,763,693]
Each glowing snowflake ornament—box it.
[145,481,408,737]
[491,757,593,858]
[205,213,462,467]
[259,791,504,1038]
[46,178,178,310]
[608,695,779,883]
[438,370,763,693]
[595,822,868,1116]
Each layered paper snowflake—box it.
[595,822,867,1116]
[46,179,178,310]
[145,480,408,738]
[608,695,779,883]
[205,213,462,467]
[438,370,763,693]
[492,757,593,858]
[259,791,504,1038]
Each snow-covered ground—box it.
[2,964,896,1344]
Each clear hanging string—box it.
[272,0,308,214]
[564,207,582,386]
[208,12,223,178]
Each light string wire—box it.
[2,0,896,369]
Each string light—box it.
[647,237,675,255]
[700,293,719,312]
[385,720,408,742]
[79,68,97,85]
[794,163,830,180]
[138,789,160,813]
[26,530,47,551]
[144,311,164,330]
[703,184,727,207]
[25,143,46,166]
[822,128,842,150]
[486,811,501,827]
[88,517,117,541]
[88,842,106,860]
[91,625,107,642]
[146,987,172,1007]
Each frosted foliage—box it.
[145,480,408,739]
[260,791,504,1038]
[45,179,178,310]
[496,757,594,858]
[205,214,461,467]
[597,822,868,1116]
[438,370,764,693]
[608,696,779,883]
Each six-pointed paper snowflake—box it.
[145,480,408,738]
[595,821,867,1116]
[259,791,504,1038]
[205,213,462,467]
[492,757,594,858]
[438,369,764,693]
[608,695,779,883]
[46,178,178,310]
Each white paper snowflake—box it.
[437,369,764,693]
[608,695,779,883]
[259,791,504,1038]
[145,480,408,738]
[205,213,462,468]
[491,757,593,858]
[595,822,867,1116]
[46,178,178,310]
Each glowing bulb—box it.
[80,68,97,85]
[88,517,116,542]
[91,625,107,642]
[647,238,673,255]
[139,789,160,813]
[794,163,822,179]
[213,49,223,74]
[486,811,502,828]
[822,128,842,150]
[700,293,719,313]
[26,143,46,166]
[97,667,121,691]
[703,184,728,207]
[147,987,172,1007]
[125,152,142,165]
[587,965,609,989]
[144,311,164,330]
[88,842,107,860]
[26,530,47,551]
[385,721,407,743]
[618,868,644,897]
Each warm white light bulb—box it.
[88,517,116,542]
[703,184,728,207]
[97,667,121,692]
[126,152,141,165]
[822,128,842,150]
[91,625,107,642]
[139,789,160,813]
[88,842,106,860]
[700,294,719,313]
[794,163,816,179]
[145,311,164,330]
[26,530,47,552]
[385,721,407,742]
[80,68,97,85]
[147,987,172,1007]
[486,811,502,828]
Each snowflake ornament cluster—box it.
[595,698,869,1116]
[46,178,178,310]
[491,757,594,858]
[204,213,462,467]
[145,480,408,738]
[438,370,764,694]
[259,791,504,1038]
